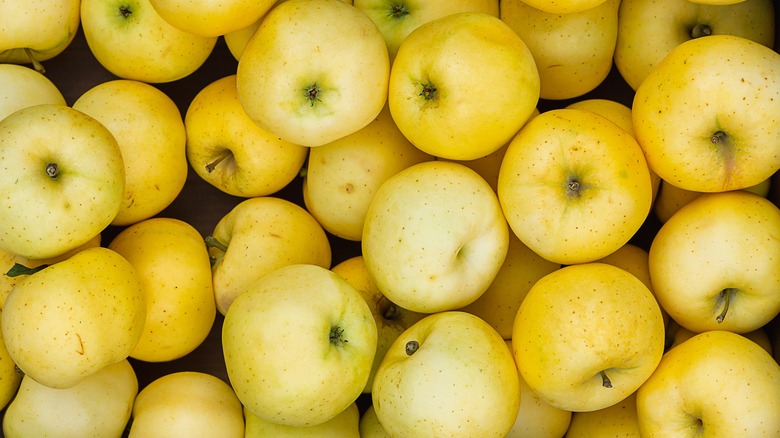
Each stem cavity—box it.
[205,152,231,173]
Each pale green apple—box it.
[0,64,65,121]
[236,0,390,147]
[632,34,780,192]
[513,263,666,412]
[223,264,377,427]
[185,75,308,198]
[362,160,509,314]
[0,104,124,260]
[129,371,244,437]
[244,402,361,437]
[636,330,780,437]
[2,247,146,389]
[497,108,653,265]
[388,11,539,160]
[501,0,620,100]
[0,0,81,71]
[303,104,433,241]
[108,218,216,363]
[615,0,775,91]
[353,0,499,62]
[80,0,218,83]
[207,196,332,315]
[2,360,138,437]
[73,79,188,226]
[372,311,520,437]
[148,0,276,37]
[648,191,780,334]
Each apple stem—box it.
[204,235,228,252]
[599,370,613,388]
[45,162,59,178]
[5,263,49,277]
[299,167,308,178]
[716,288,736,324]
[690,24,713,39]
[405,340,419,356]
[24,48,45,74]
[205,152,230,173]
[379,296,399,320]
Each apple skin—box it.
[73,79,188,226]
[244,402,361,437]
[148,0,276,37]
[129,371,244,437]
[388,11,539,161]
[0,64,66,120]
[0,104,125,260]
[564,391,641,437]
[497,108,653,265]
[648,191,780,334]
[222,264,377,427]
[185,75,309,198]
[0,0,81,69]
[236,0,390,147]
[0,308,22,411]
[80,0,218,83]
[519,0,608,14]
[2,360,138,438]
[615,0,776,91]
[372,311,521,438]
[636,330,780,437]
[362,160,509,314]
[513,263,666,412]
[632,34,780,193]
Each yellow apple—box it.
[389,11,539,160]
[458,231,560,340]
[520,0,608,14]
[506,339,572,438]
[497,108,653,265]
[666,318,773,356]
[236,0,390,147]
[353,0,499,62]
[2,360,137,437]
[108,218,216,362]
[223,264,377,427]
[372,311,521,437]
[73,79,188,226]
[0,309,22,411]
[654,177,772,223]
[80,0,218,83]
[148,0,276,37]
[331,255,427,393]
[501,0,619,100]
[632,34,780,192]
[129,371,244,437]
[302,104,433,241]
[513,263,666,412]
[244,402,360,437]
[0,64,65,121]
[362,160,509,313]
[636,330,780,436]
[185,75,308,198]
[2,247,146,389]
[207,196,332,315]
[0,104,124,260]
[358,404,390,438]
[615,0,775,90]
[648,191,780,334]
[564,391,641,437]
[0,0,81,71]
[223,15,262,61]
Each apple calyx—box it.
[304,84,322,107]
[329,326,348,347]
[419,82,437,101]
[23,48,46,74]
[119,5,133,19]
[388,3,410,19]
[599,370,613,388]
[5,263,49,277]
[405,340,419,356]
[715,288,736,323]
[205,152,232,173]
[690,24,713,39]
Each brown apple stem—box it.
[45,162,59,178]
[379,296,399,320]
[690,24,713,39]
[24,48,45,74]
[716,288,736,324]
[205,152,231,173]
[599,370,613,388]
[299,167,308,178]
[204,235,228,252]
[405,340,419,356]
[5,263,48,277]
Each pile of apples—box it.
[0,0,779,436]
